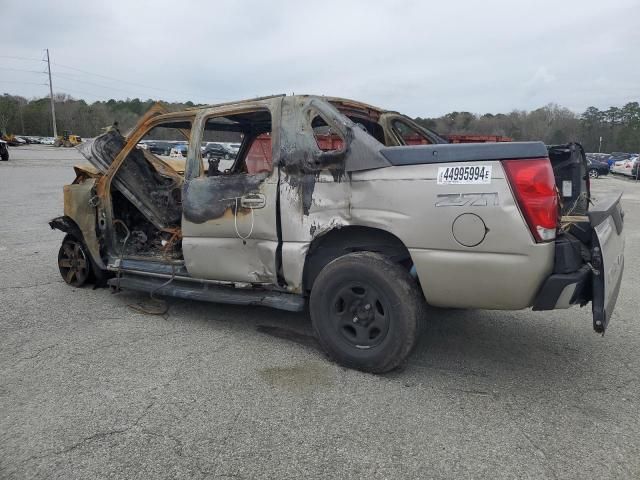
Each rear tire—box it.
[310,252,423,373]
[0,153,8,161]
[588,168,599,179]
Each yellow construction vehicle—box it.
[54,130,82,147]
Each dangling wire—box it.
[234,197,255,240]
[121,227,181,317]
[112,219,130,292]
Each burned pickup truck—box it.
[50,95,625,373]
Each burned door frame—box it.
[179,98,283,284]
[94,110,195,260]
[274,97,357,292]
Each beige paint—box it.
[63,180,104,268]
[274,160,554,308]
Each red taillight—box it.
[502,158,559,243]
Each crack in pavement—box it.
[55,400,157,455]
[19,343,58,361]
[140,429,185,457]
[18,400,157,467]
[502,400,558,480]
[210,409,243,478]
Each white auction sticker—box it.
[437,165,492,184]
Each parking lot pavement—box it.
[1,145,638,479]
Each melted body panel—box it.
[79,131,183,230]
[62,180,104,268]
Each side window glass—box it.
[391,119,431,145]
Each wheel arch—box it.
[49,215,105,270]
[303,225,412,293]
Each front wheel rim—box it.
[589,169,599,178]
[330,282,391,349]
[58,240,89,286]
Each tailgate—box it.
[532,192,624,333]
[589,192,625,332]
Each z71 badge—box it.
[437,165,492,184]
[435,192,499,207]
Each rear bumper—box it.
[532,265,591,310]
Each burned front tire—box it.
[58,234,92,287]
[309,252,423,373]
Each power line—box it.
[3,51,225,103]
[0,67,46,74]
[51,61,202,98]
[0,80,48,86]
[49,82,130,100]
[0,55,43,62]
[1,54,197,98]
[52,73,156,97]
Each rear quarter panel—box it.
[350,161,555,309]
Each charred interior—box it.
[110,189,183,259]
[106,110,277,259]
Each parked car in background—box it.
[610,152,632,159]
[170,143,188,157]
[146,141,173,156]
[0,139,9,161]
[2,134,26,146]
[202,142,231,160]
[609,152,633,168]
[226,143,241,156]
[611,156,639,176]
[632,159,640,179]
[586,155,610,178]
[587,152,612,168]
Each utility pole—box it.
[46,48,58,138]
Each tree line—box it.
[1,93,638,153]
[0,94,195,140]
[416,102,640,153]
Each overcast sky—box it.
[2,0,639,117]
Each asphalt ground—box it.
[1,145,638,479]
